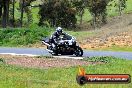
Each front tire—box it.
[74,46,83,57]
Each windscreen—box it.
[63,34,72,40]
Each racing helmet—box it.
[56,27,63,35]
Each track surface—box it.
[0,47,132,60]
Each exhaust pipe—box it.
[42,41,50,46]
[42,41,53,53]
[46,49,53,53]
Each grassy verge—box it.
[0,56,131,88]
[66,30,95,41]
[90,45,132,52]
[49,29,96,42]
[0,26,51,47]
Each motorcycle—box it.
[42,34,83,56]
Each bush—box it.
[83,56,125,63]
[38,0,77,28]
[0,26,51,46]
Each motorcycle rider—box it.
[50,27,66,51]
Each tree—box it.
[19,0,24,27]
[12,0,15,27]
[85,0,110,29]
[108,0,127,16]
[1,0,10,28]
[38,0,77,28]
[73,0,86,25]
[8,0,15,27]
[0,0,2,18]
[19,0,36,27]
[118,0,127,15]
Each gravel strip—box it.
[0,55,101,69]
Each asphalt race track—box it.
[0,47,132,60]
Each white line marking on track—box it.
[0,53,39,57]
[0,53,83,59]
[53,56,83,59]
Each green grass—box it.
[66,30,95,41]
[91,45,132,52]
[0,26,51,47]
[125,0,132,13]
[0,56,132,88]
[49,29,96,42]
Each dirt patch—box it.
[80,31,132,49]
[0,55,101,69]
[80,13,132,49]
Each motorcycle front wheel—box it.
[74,46,83,57]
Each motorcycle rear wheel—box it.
[47,46,58,56]
[52,51,58,56]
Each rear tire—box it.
[52,51,58,56]
[52,48,58,56]
[47,45,58,56]
[74,46,83,57]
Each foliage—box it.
[72,0,86,25]
[83,56,116,63]
[38,0,77,28]
[0,0,129,28]
[85,0,110,28]
[0,58,5,64]
[82,0,127,28]
[19,0,36,25]
[114,0,127,15]
[0,0,2,18]
[0,26,50,46]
